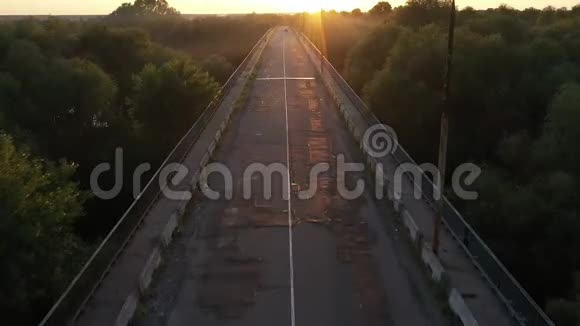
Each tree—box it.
[110,3,139,16]
[363,25,445,162]
[546,299,579,326]
[0,134,87,322]
[535,83,580,176]
[1,50,118,160]
[200,54,234,83]
[351,8,363,16]
[78,25,151,96]
[131,59,219,151]
[346,23,403,92]
[393,0,449,27]
[111,0,180,17]
[369,2,393,16]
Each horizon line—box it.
[0,5,576,16]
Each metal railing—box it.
[38,28,272,326]
[297,30,554,326]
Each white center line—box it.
[282,29,296,326]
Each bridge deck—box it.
[135,28,449,326]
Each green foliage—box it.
[537,83,580,175]
[529,80,580,216]
[363,24,445,161]
[0,135,88,322]
[392,0,450,27]
[495,131,531,172]
[110,14,277,77]
[298,12,380,73]
[1,55,118,159]
[200,54,235,83]
[346,23,402,92]
[78,25,151,95]
[369,2,393,16]
[0,14,271,322]
[546,299,580,326]
[111,0,180,17]
[132,59,219,151]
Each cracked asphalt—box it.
[135,27,451,326]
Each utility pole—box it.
[433,0,456,255]
[320,9,324,74]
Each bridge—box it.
[40,27,554,326]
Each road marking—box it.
[282,30,296,326]
[256,77,315,81]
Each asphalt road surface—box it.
[136,27,450,326]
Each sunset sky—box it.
[1,0,578,15]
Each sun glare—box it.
[288,0,349,13]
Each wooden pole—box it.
[433,0,456,255]
[320,9,324,73]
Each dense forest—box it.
[0,0,279,323]
[297,1,580,324]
